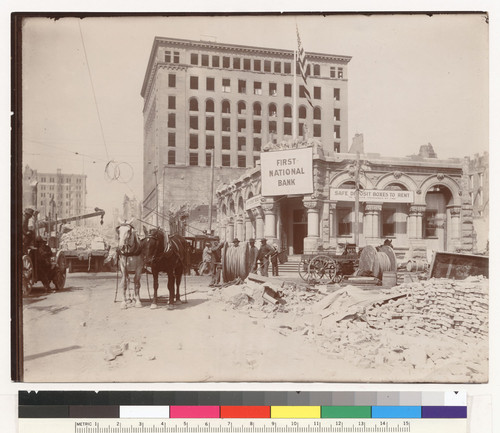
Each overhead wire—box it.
[78,20,111,162]
[141,205,207,235]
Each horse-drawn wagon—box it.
[22,243,67,296]
[298,243,360,284]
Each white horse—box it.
[116,218,145,309]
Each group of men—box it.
[247,237,279,277]
[203,237,280,287]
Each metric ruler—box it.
[18,418,466,433]
[18,391,468,433]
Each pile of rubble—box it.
[60,227,106,250]
[364,276,488,340]
[209,275,488,381]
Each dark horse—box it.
[142,228,190,309]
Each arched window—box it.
[238,101,246,115]
[299,105,307,119]
[205,99,214,113]
[222,100,231,114]
[284,104,292,118]
[253,102,262,116]
[189,98,198,112]
[268,103,277,117]
[313,106,321,120]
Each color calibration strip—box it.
[18,391,467,419]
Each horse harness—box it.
[117,223,142,258]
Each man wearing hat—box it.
[248,238,259,273]
[257,238,274,277]
[22,208,37,253]
[232,238,240,247]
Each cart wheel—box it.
[308,255,337,284]
[298,258,313,282]
[332,273,343,284]
[22,254,34,296]
[53,268,66,290]
[54,252,67,290]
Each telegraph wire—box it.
[78,20,111,162]
[142,205,207,235]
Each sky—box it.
[21,13,489,220]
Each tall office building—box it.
[141,36,351,231]
[22,166,87,220]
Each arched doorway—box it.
[381,183,409,246]
[423,185,453,251]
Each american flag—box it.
[296,27,313,108]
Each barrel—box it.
[406,259,427,272]
[382,271,397,288]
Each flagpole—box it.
[293,48,297,140]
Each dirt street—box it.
[22,273,357,382]
[21,272,487,383]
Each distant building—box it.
[22,165,87,221]
[418,143,437,158]
[141,36,351,232]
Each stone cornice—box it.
[142,36,352,98]
[154,36,352,62]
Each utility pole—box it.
[354,152,361,250]
[153,168,159,227]
[208,149,215,235]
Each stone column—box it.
[303,198,320,252]
[253,208,264,240]
[236,215,245,241]
[261,199,277,242]
[408,205,426,239]
[365,204,382,239]
[448,205,462,250]
[219,217,227,242]
[227,217,235,242]
[329,202,337,244]
[245,212,254,240]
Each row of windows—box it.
[189,76,332,100]
[169,132,341,154]
[165,49,345,79]
[39,199,82,207]
[167,112,341,138]
[168,133,265,151]
[40,185,83,191]
[39,177,83,184]
[167,150,259,168]
[185,99,341,121]
[337,208,443,239]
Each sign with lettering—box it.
[260,147,313,196]
[330,188,414,203]
[245,195,262,211]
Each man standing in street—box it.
[209,241,224,287]
[257,238,274,277]
[271,242,280,276]
[198,242,212,275]
[248,238,259,273]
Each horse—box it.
[116,219,147,309]
[142,227,190,309]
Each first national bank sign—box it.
[260,147,314,196]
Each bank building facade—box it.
[216,138,474,258]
